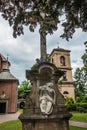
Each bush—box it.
[66,104,76,111]
[65,97,75,111]
[75,103,87,113]
[65,97,87,113]
[82,96,87,103]
[76,97,81,103]
[76,106,85,113]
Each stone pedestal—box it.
[19,62,72,130]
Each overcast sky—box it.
[0,14,86,85]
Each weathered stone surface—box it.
[19,62,71,130]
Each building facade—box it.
[0,54,19,114]
[50,48,75,100]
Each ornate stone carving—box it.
[39,82,55,115]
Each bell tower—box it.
[50,47,75,100]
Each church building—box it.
[0,54,19,114]
[49,47,75,100]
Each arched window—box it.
[63,91,69,98]
[63,91,69,95]
[60,56,65,66]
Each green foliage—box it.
[74,67,87,99]
[65,97,87,112]
[82,42,87,69]
[84,41,87,53]
[82,95,87,103]
[18,80,32,99]
[76,106,85,113]
[74,43,87,101]
[0,1,87,40]
[65,97,74,105]
[76,97,81,103]
[65,97,75,111]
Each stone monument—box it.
[18,2,72,129]
[19,61,72,130]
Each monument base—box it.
[19,112,71,130]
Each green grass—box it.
[18,109,23,113]
[0,120,22,130]
[0,120,87,130]
[70,126,87,130]
[0,120,86,130]
[0,112,87,130]
[71,112,87,122]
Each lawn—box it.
[0,120,21,130]
[0,112,87,130]
[71,112,87,122]
[0,120,87,130]
[70,126,87,130]
[18,109,23,113]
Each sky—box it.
[0,14,87,85]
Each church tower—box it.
[50,48,75,100]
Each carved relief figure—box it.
[39,82,56,115]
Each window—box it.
[60,56,65,66]
[52,58,54,63]
[63,72,67,81]
[63,91,69,95]
[63,91,69,98]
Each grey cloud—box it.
[0,15,86,83]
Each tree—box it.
[0,0,87,60]
[18,80,32,99]
[82,41,87,72]
[74,68,86,99]
[74,42,87,99]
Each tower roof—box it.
[0,53,10,66]
[50,47,71,56]
[0,53,7,61]
[0,53,19,84]
[0,68,19,84]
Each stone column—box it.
[39,23,47,61]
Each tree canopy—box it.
[0,0,87,40]
[18,80,32,99]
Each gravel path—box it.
[0,112,20,123]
